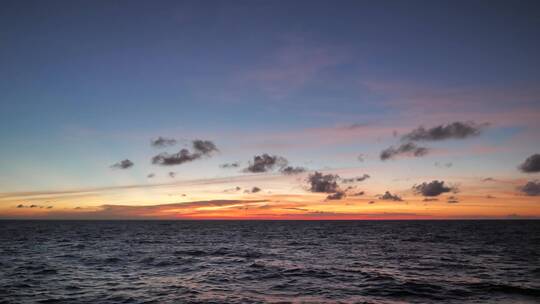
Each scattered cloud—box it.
[447,196,459,203]
[307,172,340,193]
[519,180,540,196]
[402,121,486,141]
[482,177,495,182]
[151,136,177,148]
[380,142,429,160]
[412,180,455,197]
[379,191,403,201]
[342,174,370,183]
[350,191,365,196]
[423,198,439,202]
[192,140,219,155]
[326,191,345,200]
[220,162,240,169]
[147,173,155,178]
[518,154,540,173]
[111,159,134,169]
[152,149,200,165]
[280,166,307,175]
[16,204,52,209]
[244,154,288,173]
[152,140,218,166]
[250,187,262,193]
[168,172,176,178]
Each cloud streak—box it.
[380,142,429,160]
[111,159,134,169]
[402,121,486,142]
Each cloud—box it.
[250,187,261,193]
[280,166,307,175]
[111,159,134,169]
[152,140,218,166]
[402,121,486,142]
[519,180,540,196]
[380,142,429,160]
[342,174,370,183]
[151,136,177,148]
[412,180,454,197]
[518,154,540,173]
[482,177,495,182]
[379,191,403,201]
[486,195,496,199]
[326,191,345,200]
[244,154,288,173]
[447,196,459,203]
[220,162,240,169]
[147,173,155,178]
[357,154,365,162]
[307,172,340,193]
[368,201,375,204]
[350,191,365,196]
[152,149,200,165]
[16,204,52,209]
[423,198,439,202]
[192,140,219,155]
[168,172,176,178]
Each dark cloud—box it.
[350,191,365,196]
[111,159,134,169]
[368,201,375,204]
[518,154,540,173]
[280,166,307,175]
[447,196,459,203]
[357,154,365,162]
[402,121,486,141]
[151,136,177,148]
[486,195,496,199]
[168,172,176,178]
[152,149,200,165]
[220,162,240,169]
[147,173,155,178]
[15,203,53,209]
[244,154,288,173]
[244,187,262,194]
[423,198,439,202]
[379,191,403,201]
[380,142,429,160]
[326,191,345,200]
[482,177,495,182]
[519,180,540,196]
[342,174,370,183]
[192,140,219,155]
[250,187,261,193]
[152,140,218,166]
[412,180,454,197]
[307,172,340,193]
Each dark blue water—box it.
[0,220,539,303]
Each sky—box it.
[1,0,539,219]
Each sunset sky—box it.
[1,0,539,219]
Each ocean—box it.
[0,220,538,303]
